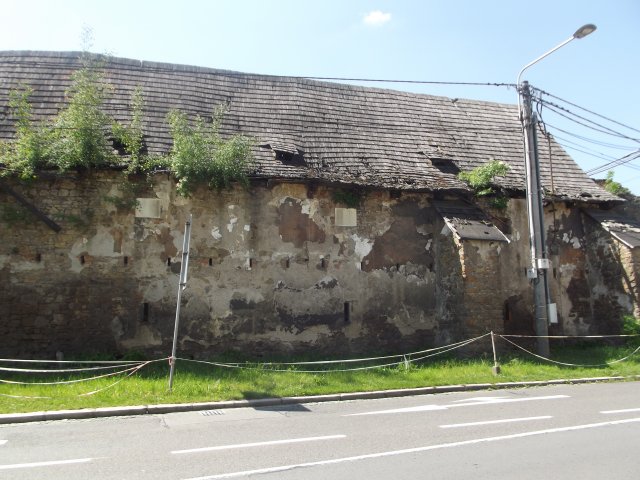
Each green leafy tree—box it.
[603,171,631,196]
[48,58,117,171]
[167,108,254,196]
[0,87,51,179]
[458,159,509,208]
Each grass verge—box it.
[1,344,639,414]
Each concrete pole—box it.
[519,82,550,358]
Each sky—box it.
[2,0,639,192]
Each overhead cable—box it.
[534,87,640,136]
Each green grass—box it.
[1,344,639,414]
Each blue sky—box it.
[2,0,639,192]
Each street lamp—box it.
[517,24,596,357]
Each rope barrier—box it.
[0,363,149,385]
[0,358,148,364]
[500,334,640,339]
[176,333,491,373]
[498,335,640,368]
[0,362,148,374]
[0,359,165,398]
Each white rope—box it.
[500,334,640,339]
[0,358,147,364]
[0,359,163,398]
[0,363,149,385]
[176,333,491,373]
[78,361,152,396]
[0,362,148,374]
[499,335,640,367]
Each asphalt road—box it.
[1,382,639,479]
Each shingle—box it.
[0,50,619,201]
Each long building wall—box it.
[0,172,634,358]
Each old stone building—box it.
[0,51,636,359]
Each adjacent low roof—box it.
[0,51,618,201]
[584,209,640,248]
[434,201,510,242]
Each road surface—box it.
[0,381,638,479]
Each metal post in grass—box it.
[491,331,501,375]
[168,214,193,391]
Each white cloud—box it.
[363,10,391,27]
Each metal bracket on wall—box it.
[0,181,61,232]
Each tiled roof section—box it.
[584,209,640,248]
[434,201,510,242]
[0,51,619,201]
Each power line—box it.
[536,98,640,143]
[585,150,640,176]
[534,87,640,136]
[0,58,514,89]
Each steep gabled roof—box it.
[0,51,618,201]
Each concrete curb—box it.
[1,375,637,425]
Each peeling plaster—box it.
[351,234,373,260]
[227,215,238,233]
[0,254,44,273]
[211,227,222,241]
[562,232,582,249]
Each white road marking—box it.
[601,407,640,414]
[0,440,7,446]
[182,417,640,480]
[345,395,569,416]
[171,435,346,454]
[0,458,94,470]
[440,415,553,428]
[451,396,507,403]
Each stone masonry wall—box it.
[0,172,464,358]
[0,172,633,359]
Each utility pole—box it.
[516,24,596,358]
[519,81,550,358]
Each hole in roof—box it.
[275,150,305,166]
[431,158,460,175]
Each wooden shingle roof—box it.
[0,51,618,201]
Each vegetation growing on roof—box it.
[332,188,364,208]
[166,107,254,197]
[0,87,51,180]
[458,159,509,209]
[0,57,119,178]
[0,64,254,197]
[603,171,631,197]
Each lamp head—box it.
[573,24,597,39]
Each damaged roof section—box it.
[434,201,509,242]
[584,209,640,248]
[0,51,620,200]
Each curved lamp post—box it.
[517,24,596,357]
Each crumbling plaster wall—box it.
[0,173,631,359]
[0,172,465,358]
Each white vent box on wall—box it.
[135,198,162,218]
[335,208,357,227]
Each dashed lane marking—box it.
[171,434,346,455]
[344,395,569,416]
[439,415,553,428]
[601,407,640,414]
[181,417,640,480]
[0,458,94,470]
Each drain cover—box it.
[200,410,224,416]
